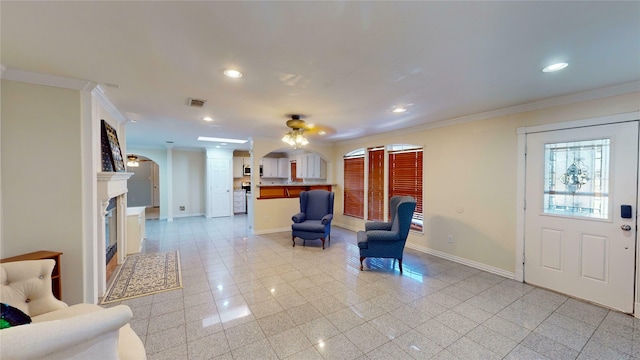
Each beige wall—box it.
[332,92,640,274]
[172,150,205,217]
[1,80,85,303]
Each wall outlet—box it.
[179,206,185,211]
[447,234,454,244]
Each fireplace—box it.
[105,197,117,264]
[97,171,133,296]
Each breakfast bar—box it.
[257,184,334,199]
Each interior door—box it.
[208,158,231,218]
[524,121,638,313]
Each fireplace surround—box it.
[97,171,133,296]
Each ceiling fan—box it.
[284,114,334,136]
[282,114,334,148]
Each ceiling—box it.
[2,1,639,151]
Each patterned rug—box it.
[100,250,182,304]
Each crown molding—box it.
[92,85,128,124]
[0,65,96,91]
[339,81,640,146]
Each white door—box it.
[208,159,231,218]
[525,121,638,313]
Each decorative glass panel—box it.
[543,139,610,219]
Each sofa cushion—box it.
[1,303,32,329]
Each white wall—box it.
[332,91,640,275]
[173,150,205,217]
[1,80,86,303]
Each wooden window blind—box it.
[368,147,384,221]
[389,149,423,231]
[343,156,364,218]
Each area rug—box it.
[100,250,182,304]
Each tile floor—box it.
[106,215,640,359]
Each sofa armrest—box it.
[321,214,333,225]
[0,305,133,360]
[292,212,306,223]
[364,221,392,232]
[364,230,400,242]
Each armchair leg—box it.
[320,238,325,250]
[292,235,295,247]
[398,258,403,273]
[360,256,365,271]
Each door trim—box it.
[515,111,640,317]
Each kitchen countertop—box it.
[257,183,335,187]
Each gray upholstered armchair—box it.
[292,190,335,249]
[357,196,416,273]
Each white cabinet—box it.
[261,158,279,178]
[261,158,289,178]
[126,207,146,254]
[233,190,246,213]
[233,157,244,178]
[296,153,326,179]
[277,158,289,178]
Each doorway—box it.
[127,155,160,219]
[520,117,639,313]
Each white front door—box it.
[524,121,638,313]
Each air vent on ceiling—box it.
[188,98,207,107]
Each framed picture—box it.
[101,120,126,172]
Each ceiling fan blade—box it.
[303,123,336,136]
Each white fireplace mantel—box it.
[96,171,133,298]
[97,171,134,205]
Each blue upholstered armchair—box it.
[357,196,416,273]
[292,190,335,249]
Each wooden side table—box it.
[1,250,63,300]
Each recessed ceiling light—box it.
[542,62,568,73]
[318,131,326,135]
[197,136,247,144]
[223,69,243,78]
[392,107,407,113]
[203,116,213,122]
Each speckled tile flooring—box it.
[105,215,640,359]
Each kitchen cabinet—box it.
[261,158,279,178]
[277,158,289,178]
[233,157,244,178]
[126,207,146,254]
[262,158,289,178]
[233,189,246,213]
[295,153,326,179]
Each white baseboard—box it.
[332,222,362,233]
[253,226,290,235]
[174,213,204,219]
[405,243,516,280]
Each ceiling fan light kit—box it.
[282,114,311,148]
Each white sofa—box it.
[0,259,146,359]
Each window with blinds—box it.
[368,146,384,221]
[343,154,364,218]
[389,147,423,231]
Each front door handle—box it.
[621,224,632,231]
